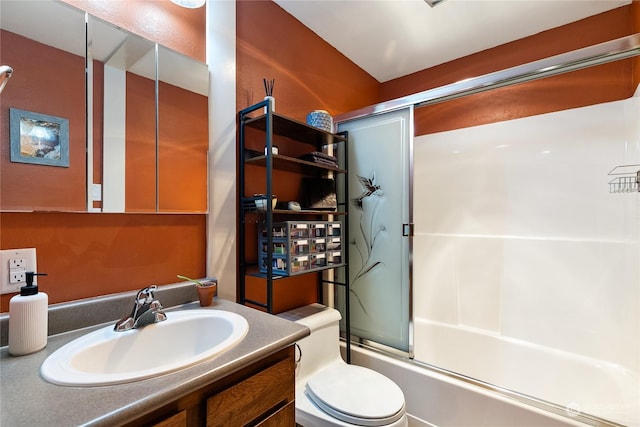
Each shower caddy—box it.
[237,100,351,336]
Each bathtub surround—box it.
[413,94,640,425]
[348,344,587,427]
[410,320,638,426]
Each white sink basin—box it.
[40,309,249,386]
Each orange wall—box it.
[125,72,157,212]
[236,1,380,123]
[379,5,637,135]
[0,213,206,307]
[412,61,633,136]
[158,80,209,213]
[0,1,206,313]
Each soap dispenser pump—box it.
[8,272,48,356]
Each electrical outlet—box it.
[10,258,26,269]
[9,269,26,284]
[1,248,37,294]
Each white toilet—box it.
[280,304,408,427]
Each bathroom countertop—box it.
[0,297,309,427]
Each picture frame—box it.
[10,108,70,167]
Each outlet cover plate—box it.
[1,248,37,294]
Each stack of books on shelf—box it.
[299,151,338,168]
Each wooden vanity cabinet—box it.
[126,346,295,427]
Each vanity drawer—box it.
[151,410,187,427]
[256,400,295,426]
[205,353,294,426]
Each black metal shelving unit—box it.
[238,100,351,360]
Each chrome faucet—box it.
[114,285,167,332]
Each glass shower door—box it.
[337,107,413,353]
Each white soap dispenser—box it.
[8,272,48,356]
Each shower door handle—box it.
[402,223,414,237]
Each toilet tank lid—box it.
[278,303,342,331]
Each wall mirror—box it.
[0,0,86,212]
[89,15,157,213]
[89,15,209,213]
[157,45,209,213]
[0,0,209,213]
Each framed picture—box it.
[10,108,70,167]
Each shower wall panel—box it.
[413,95,640,371]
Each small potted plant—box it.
[177,275,217,307]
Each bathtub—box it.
[343,320,639,427]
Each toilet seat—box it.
[305,363,406,427]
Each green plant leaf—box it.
[177,274,205,287]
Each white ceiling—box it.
[274,0,630,82]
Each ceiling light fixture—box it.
[424,0,447,7]
[170,0,205,9]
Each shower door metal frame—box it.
[336,106,415,359]
[335,33,640,123]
